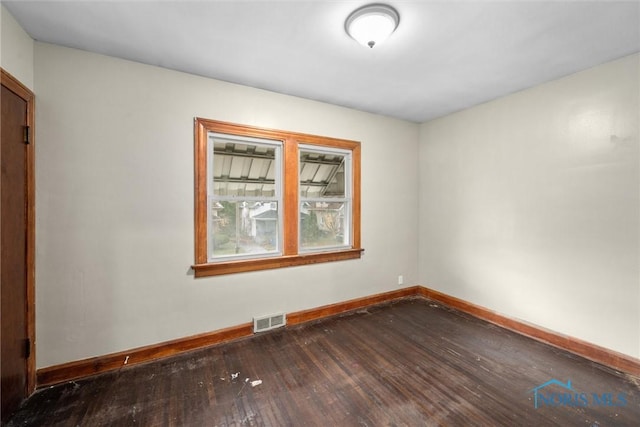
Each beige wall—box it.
[419,54,640,358]
[0,5,34,89]
[34,42,419,368]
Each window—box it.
[208,134,282,260]
[299,146,351,252]
[193,119,362,277]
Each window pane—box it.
[300,201,348,250]
[212,140,277,197]
[208,134,281,260]
[211,201,279,257]
[300,150,345,198]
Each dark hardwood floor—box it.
[7,299,640,426]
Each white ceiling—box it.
[4,0,639,123]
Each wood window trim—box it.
[193,118,363,277]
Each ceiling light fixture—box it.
[345,3,399,49]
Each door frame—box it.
[1,68,36,394]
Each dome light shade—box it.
[345,4,399,48]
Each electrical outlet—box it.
[398,275,404,285]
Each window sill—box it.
[192,248,364,277]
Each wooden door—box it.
[1,70,35,424]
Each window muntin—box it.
[208,133,282,261]
[299,146,351,252]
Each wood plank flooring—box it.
[6,299,640,426]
